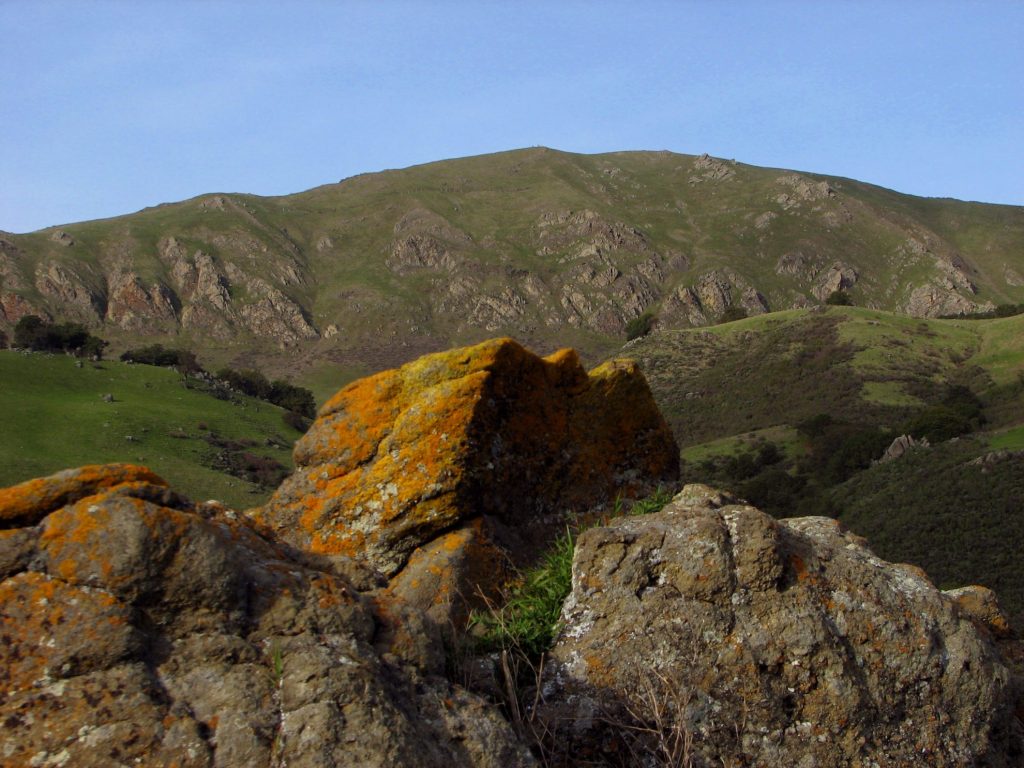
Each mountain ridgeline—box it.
[2,148,1023,388]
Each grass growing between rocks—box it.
[470,486,675,657]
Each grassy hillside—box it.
[631,307,1024,624]
[0,351,304,509]
[832,440,1024,626]
[2,147,1023,386]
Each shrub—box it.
[626,311,656,341]
[268,380,316,419]
[14,315,107,357]
[282,410,311,433]
[121,344,201,372]
[825,290,854,306]
[718,305,748,323]
[217,367,271,399]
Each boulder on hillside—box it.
[254,337,680,598]
[0,464,534,768]
[538,485,1024,767]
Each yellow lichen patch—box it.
[0,464,166,528]
[258,337,679,584]
[38,491,198,598]
[0,572,135,698]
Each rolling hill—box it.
[2,147,1023,395]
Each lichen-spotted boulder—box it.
[538,485,1024,767]
[0,464,534,768]
[254,338,679,579]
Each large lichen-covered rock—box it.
[539,485,1024,767]
[0,464,534,768]
[255,337,679,578]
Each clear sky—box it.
[1,1,1021,233]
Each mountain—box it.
[2,148,1023,395]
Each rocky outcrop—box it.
[255,338,679,584]
[877,433,930,463]
[538,485,1023,766]
[0,464,534,768]
[105,270,178,332]
[905,280,992,317]
[689,153,735,183]
[812,263,858,301]
[661,270,768,325]
[33,262,103,324]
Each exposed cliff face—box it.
[1,148,1019,378]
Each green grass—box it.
[0,351,302,509]
[680,426,803,463]
[970,314,1024,385]
[988,425,1024,450]
[470,530,575,658]
[471,487,674,657]
[860,381,926,407]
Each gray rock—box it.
[538,485,1024,766]
[0,466,533,767]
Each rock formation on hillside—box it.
[255,337,679,616]
[1,342,1021,767]
[539,485,1023,766]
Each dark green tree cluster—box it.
[940,302,1024,320]
[120,344,202,373]
[718,305,749,323]
[216,367,316,419]
[625,311,656,340]
[13,315,107,358]
[825,290,854,306]
[900,384,985,442]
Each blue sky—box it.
[1,1,1021,233]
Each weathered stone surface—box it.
[877,433,930,463]
[0,463,165,526]
[0,468,534,768]
[255,338,679,581]
[539,485,1024,766]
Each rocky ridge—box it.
[1,148,1020,379]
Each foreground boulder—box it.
[255,337,679,585]
[0,464,534,768]
[539,485,1024,767]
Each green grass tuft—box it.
[470,487,675,658]
[471,530,575,658]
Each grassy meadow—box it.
[0,351,303,509]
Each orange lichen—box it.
[0,464,166,527]
[257,337,679,578]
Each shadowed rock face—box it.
[254,337,680,580]
[538,485,1024,767]
[0,464,534,768]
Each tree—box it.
[13,315,47,349]
[625,311,656,341]
[825,290,854,306]
[718,305,748,324]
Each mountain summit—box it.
[2,148,1022,383]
